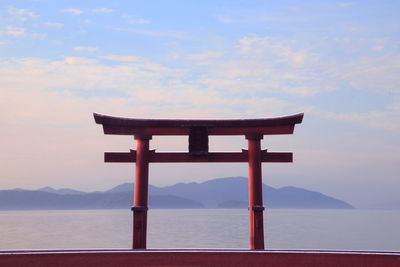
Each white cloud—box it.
[338,2,354,8]
[113,27,186,39]
[237,36,308,66]
[100,55,144,62]
[122,14,151,24]
[44,22,64,28]
[61,8,84,15]
[91,8,113,13]
[8,7,38,22]
[390,103,400,111]
[288,6,302,12]
[81,19,92,24]
[228,34,400,99]
[359,37,389,52]
[100,55,171,74]
[0,26,26,37]
[372,45,384,51]
[217,15,302,24]
[74,46,99,52]
[0,41,6,45]
[32,32,47,38]
[238,35,268,52]
[189,35,328,97]
[217,16,234,24]
[316,110,400,132]
[187,51,221,61]
[0,26,47,39]
[165,41,177,46]
[0,55,293,129]
[335,54,400,94]
[64,56,98,65]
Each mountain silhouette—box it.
[0,177,353,210]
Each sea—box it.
[0,209,399,251]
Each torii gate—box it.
[94,112,303,250]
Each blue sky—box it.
[0,1,399,208]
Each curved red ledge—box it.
[93,113,304,128]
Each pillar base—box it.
[132,206,148,249]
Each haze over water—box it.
[1,209,399,251]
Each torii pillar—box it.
[132,135,151,248]
[94,113,303,250]
[247,133,264,249]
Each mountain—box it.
[0,190,203,210]
[38,186,87,195]
[105,183,132,193]
[147,177,353,209]
[268,186,352,209]
[106,183,159,194]
[0,177,353,210]
[150,195,203,208]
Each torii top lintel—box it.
[93,113,304,136]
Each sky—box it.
[0,0,399,208]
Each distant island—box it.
[0,177,353,210]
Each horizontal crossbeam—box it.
[95,113,303,128]
[104,150,293,163]
[94,113,303,136]
[102,125,295,136]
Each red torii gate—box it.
[94,112,303,250]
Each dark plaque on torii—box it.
[94,113,303,250]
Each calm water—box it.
[0,209,399,251]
